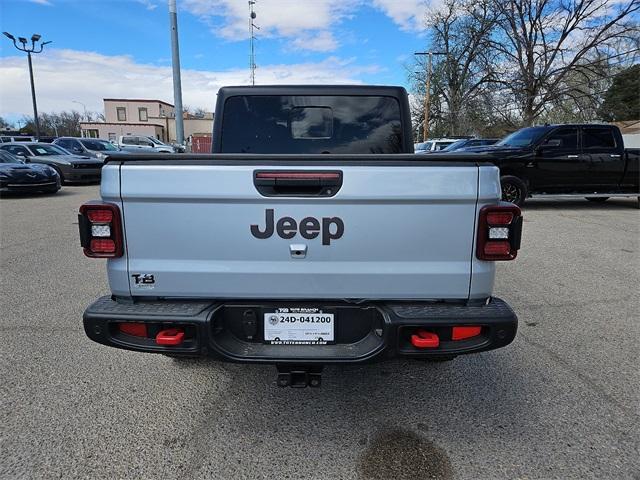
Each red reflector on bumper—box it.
[452,326,482,340]
[118,323,147,337]
[410,329,440,348]
[156,328,184,346]
[483,241,511,256]
[90,238,116,253]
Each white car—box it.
[414,138,459,153]
[118,135,175,153]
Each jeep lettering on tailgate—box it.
[251,208,344,245]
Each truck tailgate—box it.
[118,161,480,300]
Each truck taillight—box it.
[79,202,123,258]
[476,204,522,261]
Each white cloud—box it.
[179,0,430,51]
[290,31,339,52]
[28,0,52,4]
[0,49,380,117]
[371,0,428,31]
[136,0,158,10]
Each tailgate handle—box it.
[254,170,342,197]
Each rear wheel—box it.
[500,176,527,206]
[586,197,609,203]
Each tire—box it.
[500,175,528,206]
[586,197,609,203]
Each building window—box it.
[116,107,126,121]
[108,133,116,141]
[85,129,99,138]
[139,107,148,122]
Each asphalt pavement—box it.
[1,186,638,479]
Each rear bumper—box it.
[83,296,517,363]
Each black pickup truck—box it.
[460,124,640,206]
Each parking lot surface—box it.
[1,186,638,479]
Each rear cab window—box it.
[220,95,404,154]
[583,127,617,151]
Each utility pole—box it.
[168,0,184,145]
[249,1,259,85]
[3,32,51,140]
[414,51,444,142]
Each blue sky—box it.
[0,0,431,121]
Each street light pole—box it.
[3,32,51,140]
[168,0,185,145]
[72,100,88,121]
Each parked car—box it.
[0,135,36,143]
[80,85,523,387]
[54,137,128,160]
[442,138,499,152]
[118,135,176,153]
[461,124,640,205]
[0,150,60,194]
[414,138,458,153]
[0,142,103,184]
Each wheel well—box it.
[500,171,529,187]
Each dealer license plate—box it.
[264,308,334,344]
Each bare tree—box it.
[491,0,640,125]
[410,0,499,138]
[0,116,14,130]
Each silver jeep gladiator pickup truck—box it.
[80,85,522,387]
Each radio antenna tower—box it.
[249,1,259,85]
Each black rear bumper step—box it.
[83,296,517,364]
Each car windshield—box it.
[29,144,70,156]
[434,142,454,151]
[497,127,549,147]
[418,142,433,151]
[0,150,24,163]
[81,139,118,151]
[148,137,164,145]
[442,140,466,151]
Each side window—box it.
[541,128,578,150]
[116,107,127,121]
[122,137,136,145]
[8,145,29,155]
[583,128,616,150]
[56,139,69,149]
